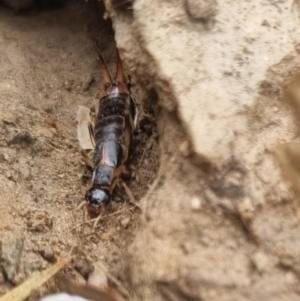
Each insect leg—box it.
[74,200,87,211]
[88,121,96,148]
[133,104,139,129]
[92,205,106,229]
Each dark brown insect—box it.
[85,47,137,216]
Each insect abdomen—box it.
[85,48,134,213]
[94,94,130,144]
[98,94,129,117]
[92,94,131,188]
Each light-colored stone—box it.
[113,0,298,167]
[104,1,300,300]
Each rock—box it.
[112,0,299,167]
[104,0,300,299]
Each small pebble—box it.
[40,246,56,263]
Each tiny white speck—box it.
[190,197,202,211]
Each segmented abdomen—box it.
[92,93,132,187]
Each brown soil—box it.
[2,1,300,301]
[0,1,158,298]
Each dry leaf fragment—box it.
[0,258,69,301]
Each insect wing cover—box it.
[77,105,94,150]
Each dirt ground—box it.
[2,1,300,301]
[0,1,158,299]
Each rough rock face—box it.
[105,0,300,300]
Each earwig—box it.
[85,47,137,216]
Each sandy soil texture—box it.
[0,1,158,299]
[1,0,300,301]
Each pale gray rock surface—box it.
[105,0,300,300]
